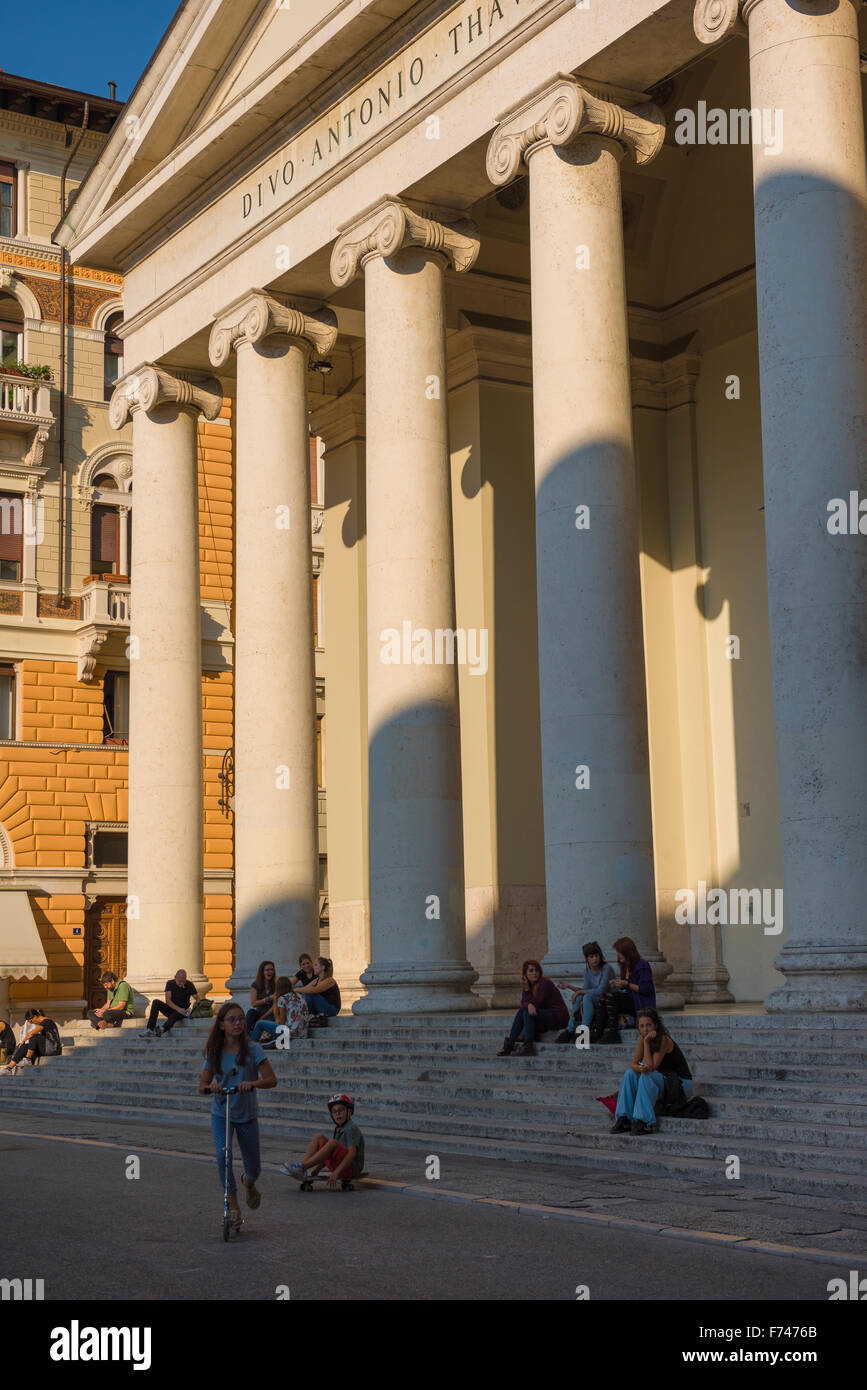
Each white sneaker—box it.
[138,1030,155,1041]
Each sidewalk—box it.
[6,1107,866,1262]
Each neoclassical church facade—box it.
[44,0,867,1017]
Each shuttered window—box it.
[309,436,318,505]
[0,163,15,239]
[103,671,129,743]
[91,505,119,576]
[0,664,14,739]
[0,494,23,581]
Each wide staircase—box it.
[2,1011,864,1200]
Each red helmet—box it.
[327,1092,354,1115]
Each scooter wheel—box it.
[300,1181,313,1192]
[222,1216,231,1242]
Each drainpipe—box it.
[54,101,89,596]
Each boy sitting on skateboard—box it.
[284,1093,365,1188]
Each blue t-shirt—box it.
[204,1042,267,1123]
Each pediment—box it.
[59,0,422,269]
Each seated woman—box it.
[610,1008,693,1136]
[290,953,316,989]
[497,959,568,1057]
[554,941,615,1042]
[0,1017,16,1065]
[0,1008,47,1075]
[246,960,278,1033]
[606,936,655,1026]
[293,957,341,1028]
[249,976,293,1044]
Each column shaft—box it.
[230,338,319,989]
[744,0,867,1009]
[529,136,659,979]
[127,404,204,995]
[358,247,480,1011]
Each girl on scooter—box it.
[198,1002,277,1231]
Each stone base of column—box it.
[666,967,734,1006]
[352,960,486,1014]
[126,975,211,1018]
[765,946,867,1013]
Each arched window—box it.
[0,292,23,368]
[80,448,133,581]
[103,311,123,402]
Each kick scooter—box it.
[219,1085,241,1242]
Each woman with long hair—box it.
[496,959,568,1057]
[198,1001,277,1230]
[607,936,656,1022]
[610,1008,693,1136]
[293,957,340,1029]
[246,960,277,1033]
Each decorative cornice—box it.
[209,291,337,369]
[694,0,746,43]
[331,197,480,289]
[109,365,222,429]
[487,76,665,187]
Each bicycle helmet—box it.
[327,1092,354,1115]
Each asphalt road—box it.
[1,1129,858,1302]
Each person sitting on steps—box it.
[249,976,293,1045]
[141,968,199,1039]
[0,1016,16,1065]
[245,960,277,1033]
[292,957,340,1028]
[0,1008,49,1074]
[554,941,616,1042]
[290,953,316,989]
[497,959,568,1057]
[610,1008,694,1136]
[606,937,656,1027]
[87,971,134,1030]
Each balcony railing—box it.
[0,376,52,427]
[81,576,131,626]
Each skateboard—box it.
[298,1170,368,1192]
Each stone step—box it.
[9,1070,865,1159]
[2,1090,864,1200]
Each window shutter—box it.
[309,436,318,505]
[91,505,119,569]
[0,496,24,564]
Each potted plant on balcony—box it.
[0,361,53,381]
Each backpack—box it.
[40,1019,62,1057]
[190,999,214,1019]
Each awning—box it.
[0,891,49,980]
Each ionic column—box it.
[488,80,674,985]
[331,197,485,1012]
[110,365,222,1002]
[209,293,337,995]
[695,0,867,1010]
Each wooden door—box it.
[83,899,127,1011]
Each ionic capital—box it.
[109,365,222,430]
[330,196,480,289]
[209,290,338,368]
[696,0,861,44]
[486,76,665,187]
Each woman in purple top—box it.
[496,959,569,1057]
[606,936,656,1023]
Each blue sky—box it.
[1,0,180,103]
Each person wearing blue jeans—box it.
[293,957,341,1028]
[610,1009,693,1136]
[199,1001,277,1229]
[554,941,615,1041]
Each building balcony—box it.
[77,575,131,681]
[0,374,53,435]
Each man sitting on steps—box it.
[141,970,199,1040]
[87,971,135,1030]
